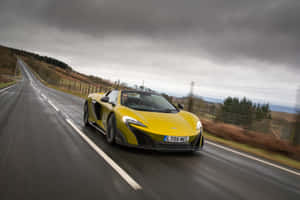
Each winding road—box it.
[0,59,299,200]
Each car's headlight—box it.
[122,116,147,127]
[196,121,202,130]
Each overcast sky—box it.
[0,0,299,106]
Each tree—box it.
[216,96,271,128]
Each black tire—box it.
[83,102,90,127]
[200,136,204,148]
[106,114,116,144]
[188,150,197,154]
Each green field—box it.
[0,81,16,90]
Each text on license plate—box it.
[164,136,189,143]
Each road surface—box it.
[0,59,299,200]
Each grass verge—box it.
[47,84,87,99]
[203,131,300,170]
[0,81,16,90]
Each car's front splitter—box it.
[116,125,203,152]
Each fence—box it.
[57,78,110,96]
[23,59,112,98]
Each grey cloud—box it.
[1,0,300,68]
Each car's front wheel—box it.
[83,102,90,127]
[106,114,116,144]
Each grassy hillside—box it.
[20,54,129,97]
[272,111,297,123]
[0,44,117,89]
[0,46,18,83]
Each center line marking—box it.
[47,100,60,112]
[205,140,300,176]
[66,118,142,190]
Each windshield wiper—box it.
[161,108,177,113]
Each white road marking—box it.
[38,96,45,102]
[20,60,59,113]
[66,118,142,190]
[0,84,16,94]
[41,94,47,100]
[19,60,34,83]
[205,140,300,176]
[47,99,60,112]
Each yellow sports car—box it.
[83,90,204,151]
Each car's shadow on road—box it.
[116,145,201,157]
[82,125,203,159]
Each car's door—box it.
[101,90,119,130]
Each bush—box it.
[202,119,300,160]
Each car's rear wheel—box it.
[106,114,116,144]
[83,102,90,127]
[189,149,197,154]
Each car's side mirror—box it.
[109,100,116,107]
[178,103,184,109]
[101,96,109,103]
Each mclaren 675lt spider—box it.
[83,90,204,151]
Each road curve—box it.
[0,59,299,200]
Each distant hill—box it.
[198,96,297,114]
[269,104,296,114]
[201,96,224,104]
[0,44,72,71]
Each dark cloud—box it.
[1,0,300,67]
[1,0,299,105]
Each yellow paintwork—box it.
[87,90,202,146]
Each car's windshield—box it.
[121,91,178,113]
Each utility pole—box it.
[190,81,194,96]
[187,81,194,112]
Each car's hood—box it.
[132,110,198,136]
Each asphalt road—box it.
[0,59,299,200]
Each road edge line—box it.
[205,140,300,176]
[65,118,142,190]
[0,84,16,93]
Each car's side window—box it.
[107,90,119,104]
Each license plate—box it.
[164,136,189,143]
